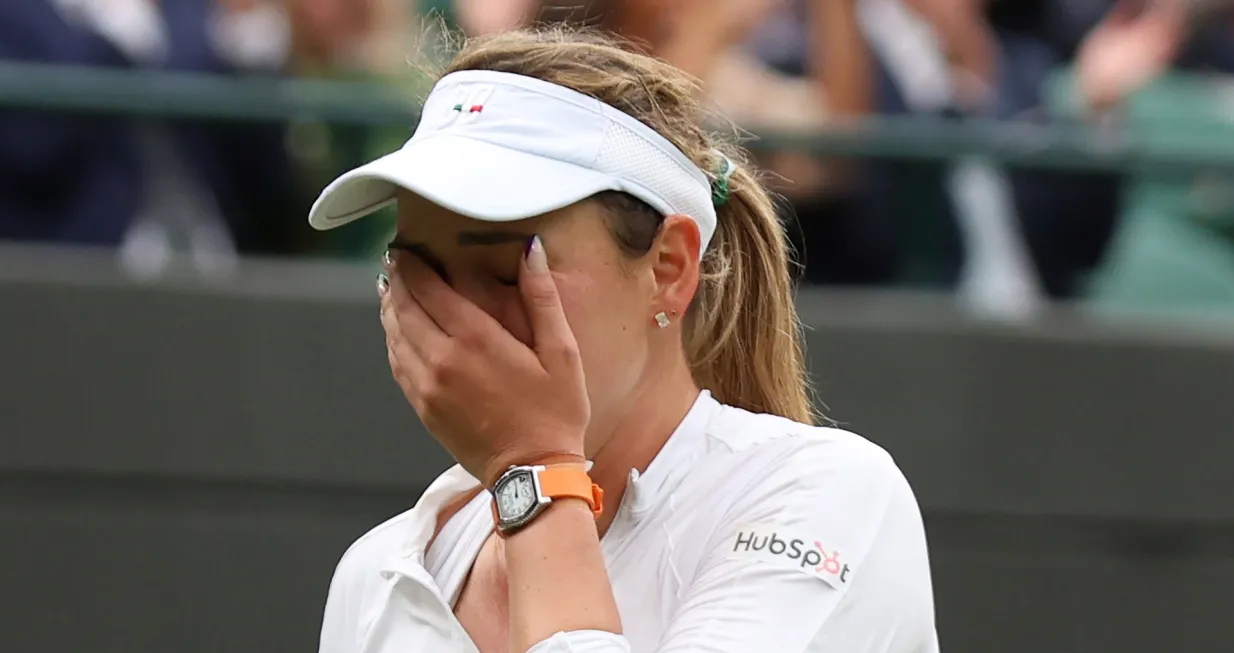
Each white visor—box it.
[307,70,718,254]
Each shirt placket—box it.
[380,556,481,653]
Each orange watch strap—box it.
[537,466,605,519]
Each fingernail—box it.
[376,273,389,295]
[526,235,548,275]
[382,249,394,268]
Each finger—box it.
[384,265,451,358]
[519,235,579,365]
[380,286,429,383]
[380,288,424,372]
[386,339,421,411]
[396,250,495,340]
[381,295,415,385]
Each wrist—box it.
[503,494,597,540]
[483,451,586,489]
[490,460,604,537]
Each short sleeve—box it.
[525,630,633,653]
[654,436,936,652]
[319,552,360,653]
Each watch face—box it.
[497,471,537,520]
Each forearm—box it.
[655,11,739,81]
[656,0,779,82]
[906,0,984,40]
[812,0,873,117]
[906,0,995,80]
[504,499,621,652]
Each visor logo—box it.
[727,522,852,589]
[437,86,494,129]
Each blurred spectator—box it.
[989,0,1125,301]
[526,0,887,286]
[706,0,887,286]
[885,0,1119,299]
[897,0,1234,299]
[155,0,401,262]
[848,0,971,290]
[0,0,297,268]
[279,0,421,260]
[0,0,419,265]
[152,0,297,265]
[0,1,146,246]
[7,0,1232,291]
[1076,1,1234,108]
[282,0,376,72]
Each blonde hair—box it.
[442,27,816,424]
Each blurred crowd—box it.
[3,0,1234,303]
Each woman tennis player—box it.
[308,27,938,653]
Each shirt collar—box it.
[395,465,482,564]
[387,389,722,572]
[623,390,721,516]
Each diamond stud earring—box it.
[655,311,671,328]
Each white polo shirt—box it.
[319,391,939,653]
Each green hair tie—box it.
[712,153,736,206]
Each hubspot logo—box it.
[731,527,851,584]
[815,541,844,576]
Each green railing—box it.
[5,61,1234,175]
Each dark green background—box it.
[3,244,1232,653]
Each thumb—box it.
[519,235,579,364]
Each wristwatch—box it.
[491,464,604,535]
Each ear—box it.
[649,214,702,320]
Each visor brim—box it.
[308,135,620,231]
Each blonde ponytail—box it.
[685,150,815,423]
